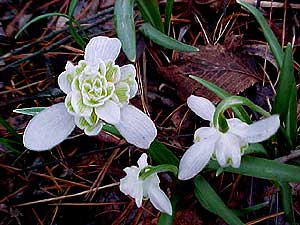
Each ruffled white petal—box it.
[187,95,215,122]
[215,133,243,168]
[58,61,76,94]
[120,166,144,207]
[120,64,138,98]
[236,115,280,143]
[148,184,172,215]
[84,36,121,64]
[114,105,157,149]
[95,100,120,125]
[23,103,75,151]
[137,153,148,169]
[178,139,216,180]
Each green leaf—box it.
[15,13,69,39]
[164,0,174,35]
[276,181,296,225]
[0,116,22,142]
[189,76,251,123]
[206,156,300,183]
[13,107,47,116]
[194,175,245,225]
[114,0,136,61]
[231,201,269,217]
[244,143,268,156]
[136,0,164,32]
[139,23,199,52]
[237,0,283,67]
[272,44,297,147]
[148,140,179,166]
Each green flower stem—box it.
[139,164,178,180]
[213,96,271,131]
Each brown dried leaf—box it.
[158,45,262,103]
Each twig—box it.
[15,182,119,207]
[275,150,300,163]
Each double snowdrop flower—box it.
[178,95,280,180]
[23,36,157,151]
[120,153,172,215]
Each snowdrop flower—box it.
[23,36,157,151]
[120,153,172,215]
[178,95,280,180]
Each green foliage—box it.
[140,23,199,52]
[114,0,136,61]
[164,0,174,35]
[272,44,297,147]
[194,175,244,225]
[136,0,164,32]
[207,156,300,183]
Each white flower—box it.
[120,153,172,215]
[23,36,157,151]
[178,95,280,180]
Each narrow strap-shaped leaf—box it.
[68,0,86,48]
[0,116,22,142]
[276,181,296,225]
[206,156,300,183]
[140,23,198,52]
[15,13,68,39]
[164,0,174,35]
[237,0,283,67]
[114,0,136,61]
[194,175,245,225]
[136,0,164,32]
[272,44,297,147]
[231,201,269,217]
[190,76,251,123]
[13,107,47,116]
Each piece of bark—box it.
[158,44,262,103]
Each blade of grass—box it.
[114,0,136,61]
[0,116,22,142]
[68,0,86,48]
[272,43,297,147]
[136,0,164,32]
[194,175,244,225]
[206,156,300,183]
[139,23,198,52]
[189,76,251,123]
[276,181,296,225]
[232,201,269,217]
[237,0,283,66]
[15,13,68,39]
[164,0,174,35]
[13,107,47,116]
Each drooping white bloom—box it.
[23,36,157,151]
[178,95,280,180]
[120,153,172,215]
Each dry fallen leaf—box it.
[158,44,262,103]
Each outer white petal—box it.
[187,95,215,122]
[148,184,172,215]
[84,36,121,64]
[114,105,157,149]
[58,71,71,94]
[120,166,144,207]
[137,153,148,169]
[23,103,75,151]
[120,64,138,98]
[178,138,216,180]
[236,115,280,143]
[215,133,242,168]
[95,100,120,125]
